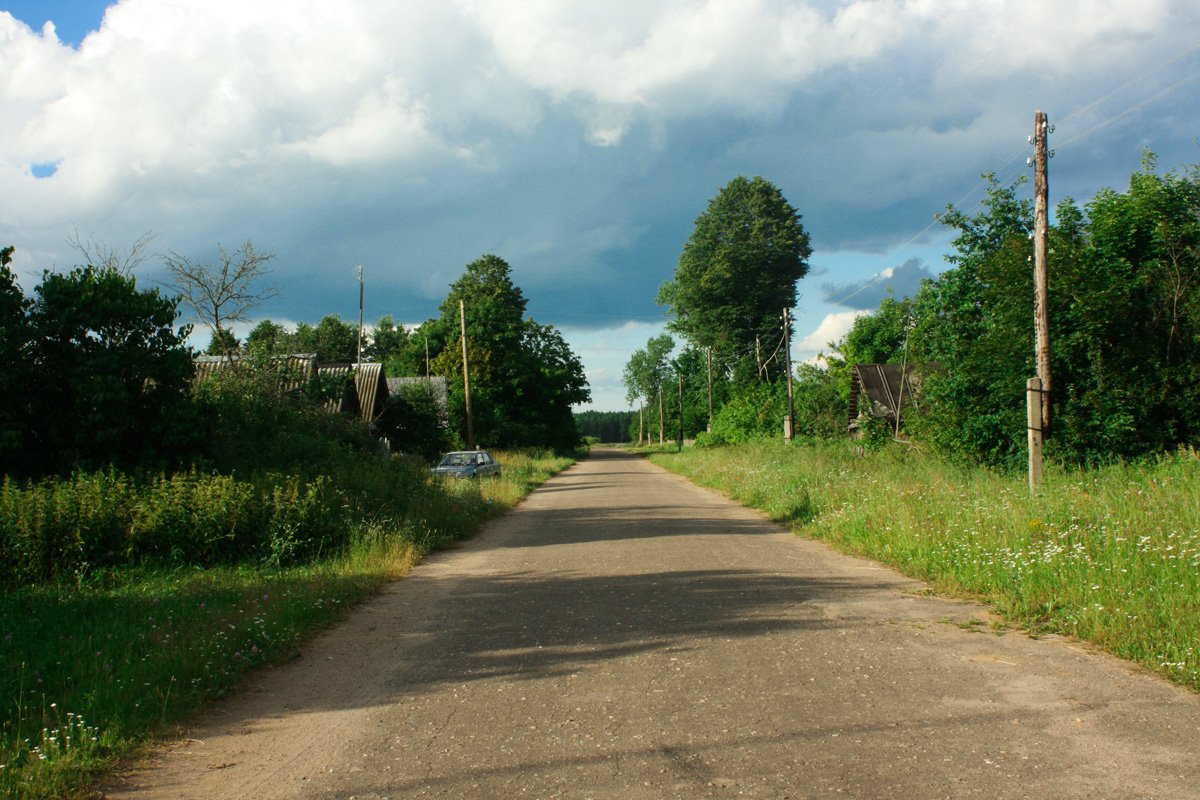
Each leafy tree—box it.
[375,381,451,459]
[520,321,591,449]
[658,176,812,379]
[1048,157,1200,461]
[368,315,410,364]
[700,381,788,445]
[25,265,195,472]
[672,345,721,438]
[165,240,276,355]
[904,175,1036,466]
[292,315,358,362]
[205,327,240,356]
[574,410,635,443]
[888,158,1200,466]
[245,319,289,357]
[622,334,675,443]
[0,246,31,472]
[423,254,589,450]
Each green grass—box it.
[0,448,575,799]
[649,440,1200,691]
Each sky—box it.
[2,1,1199,410]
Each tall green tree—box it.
[424,254,589,450]
[368,315,410,364]
[891,157,1200,466]
[205,327,240,355]
[622,334,675,443]
[0,247,31,472]
[658,175,812,379]
[292,315,358,362]
[26,265,195,472]
[245,319,289,357]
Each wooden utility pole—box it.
[678,371,684,451]
[1027,377,1044,492]
[783,307,795,443]
[658,386,665,444]
[459,299,474,450]
[706,348,714,432]
[1033,110,1052,436]
[355,265,364,366]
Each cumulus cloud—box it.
[1,0,1197,337]
[794,309,868,354]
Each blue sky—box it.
[3,1,1199,410]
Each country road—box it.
[107,448,1200,799]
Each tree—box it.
[206,327,240,355]
[622,334,675,444]
[165,240,276,355]
[25,265,195,472]
[245,319,289,357]
[375,381,451,459]
[888,157,1200,466]
[658,176,812,379]
[313,315,359,363]
[289,315,358,362]
[423,254,589,450]
[520,321,591,449]
[67,229,156,275]
[368,314,410,364]
[0,246,31,472]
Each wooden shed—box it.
[313,363,391,422]
[848,364,920,435]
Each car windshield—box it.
[439,453,474,467]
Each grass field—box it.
[0,449,575,799]
[649,440,1200,692]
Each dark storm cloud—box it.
[821,257,935,310]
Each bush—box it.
[0,470,356,588]
[701,381,788,445]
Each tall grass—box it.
[0,448,576,799]
[650,441,1200,691]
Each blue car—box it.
[432,450,501,478]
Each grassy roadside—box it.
[0,448,576,799]
[648,440,1200,692]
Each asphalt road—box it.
[108,448,1200,799]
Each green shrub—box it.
[702,381,788,445]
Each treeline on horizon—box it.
[623,156,1200,467]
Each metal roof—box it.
[316,363,389,422]
[848,364,919,430]
[193,353,318,396]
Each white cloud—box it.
[795,309,869,353]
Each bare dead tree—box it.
[67,229,157,275]
[164,240,278,356]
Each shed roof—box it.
[848,364,919,430]
[317,363,389,421]
[193,353,318,395]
